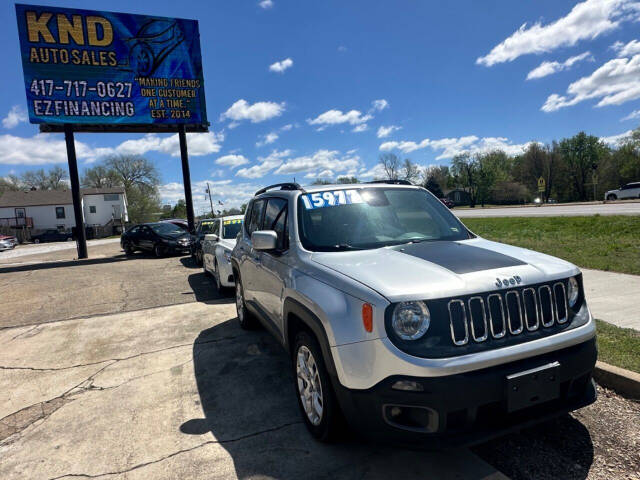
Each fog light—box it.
[390,406,402,417]
[392,380,424,392]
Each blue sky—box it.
[1,0,639,213]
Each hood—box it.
[310,238,579,303]
[218,238,237,250]
[160,233,191,241]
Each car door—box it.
[251,197,289,332]
[629,183,640,199]
[238,199,266,303]
[139,226,155,250]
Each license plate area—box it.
[506,361,560,412]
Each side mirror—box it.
[204,234,219,242]
[252,230,277,251]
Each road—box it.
[454,202,640,218]
[0,237,119,261]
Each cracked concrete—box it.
[0,244,507,479]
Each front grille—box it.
[447,282,568,346]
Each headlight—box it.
[568,276,579,308]
[391,301,430,340]
[223,250,232,262]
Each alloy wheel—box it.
[296,345,324,426]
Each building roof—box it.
[0,187,125,208]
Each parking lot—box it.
[1,244,638,479]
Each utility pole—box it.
[206,182,215,218]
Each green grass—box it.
[462,215,640,275]
[596,320,640,373]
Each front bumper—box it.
[333,338,597,448]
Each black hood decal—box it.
[391,241,526,274]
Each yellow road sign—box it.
[537,177,546,192]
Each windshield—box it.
[222,219,243,239]
[150,223,185,236]
[199,222,217,234]
[297,187,471,251]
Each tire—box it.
[214,259,222,291]
[124,242,135,256]
[235,276,257,329]
[607,194,617,201]
[293,331,343,442]
[153,244,165,258]
[34,238,40,244]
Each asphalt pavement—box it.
[454,202,640,217]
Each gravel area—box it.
[473,385,640,480]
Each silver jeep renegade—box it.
[231,181,597,445]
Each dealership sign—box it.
[14,4,208,128]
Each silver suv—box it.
[231,181,597,445]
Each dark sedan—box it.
[31,229,73,243]
[121,222,192,257]
[439,197,454,209]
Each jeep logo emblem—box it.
[495,275,522,288]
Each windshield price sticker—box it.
[301,190,363,209]
[223,219,242,225]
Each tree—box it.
[450,153,480,207]
[336,176,359,184]
[0,174,22,193]
[379,153,401,180]
[422,165,451,191]
[558,132,607,201]
[171,199,187,219]
[104,154,159,192]
[19,167,68,190]
[82,155,161,224]
[311,179,332,185]
[82,165,121,188]
[423,176,443,198]
[378,153,421,183]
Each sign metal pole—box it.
[179,125,195,232]
[63,124,88,259]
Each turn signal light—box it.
[362,303,373,332]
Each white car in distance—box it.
[605,181,640,200]
[202,215,244,290]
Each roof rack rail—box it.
[366,179,414,186]
[254,182,305,196]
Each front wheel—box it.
[214,259,222,291]
[235,277,257,329]
[607,194,617,201]
[123,242,135,256]
[34,238,40,244]
[293,331,343,442]
[153,244,165,258]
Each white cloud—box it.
[2,105,28,129]
[280,124,293,131]
[526,51,594,80]
[371,99,389,111]
[259,0,274,9]
[0,133,112,165]
[308,99,390,132]
[269,58,293,73]
[274,150,361,176]
[160,180,258,211]
[380,135,535,159]
[359,163,390,180]
[308,109,372,128]
[236,149,292,179]
[256,132,279,147]
[477,0,639,67]
[542,54,640,111]
[215,154,249,169]
[600,129,633,145]
[611,38,640,56]
[115,131,224,157]
[377,125,402,138]
[621,109,640,120]
[221,99,285,124]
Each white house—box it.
[0,187,128,233]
